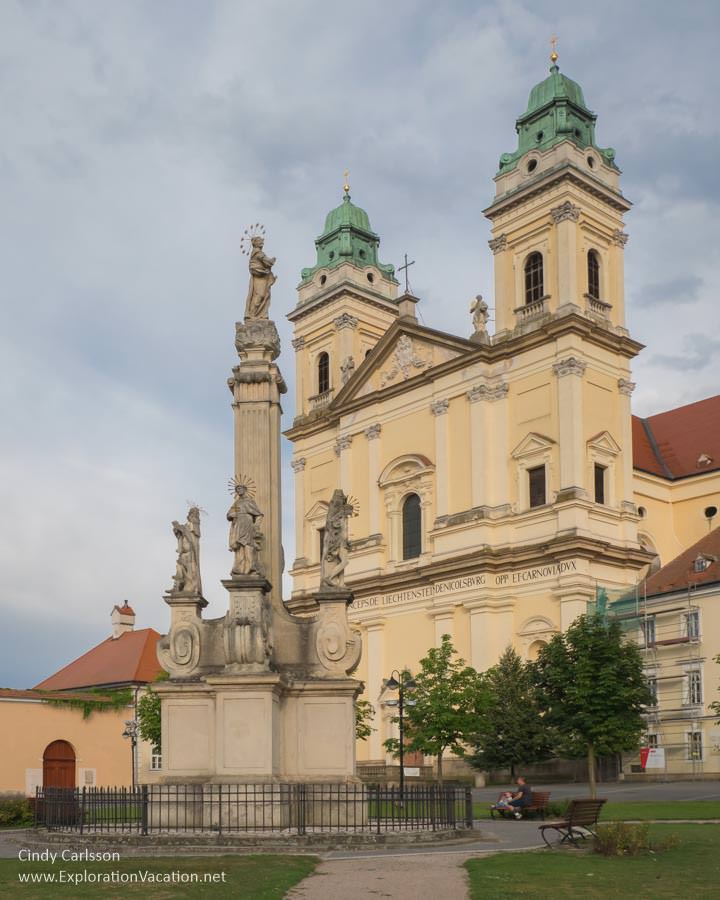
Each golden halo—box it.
[228,475,257,498]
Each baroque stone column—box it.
[231,319,287,599]
[553,356,587,499]
[551,201,581,312]
[431,399,450,517]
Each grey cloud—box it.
[634,275,703,308]
[650,334,720,372]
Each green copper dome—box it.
[498,63,618,175]
[300,192,397,284]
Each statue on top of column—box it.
[320,489,354,591]
[171,506,203,595]
[241,225,277,320]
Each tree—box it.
[533,613,652,798]
[468,646,552,777]
[383,635,485,783]
[355,698,375,741]
[136,672,168,753]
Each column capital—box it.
[467,382,508,402]
[334,434,353,456]
[334,313,359,330]
[611,229,629,248]
[364,423,382,440]
[552,356,587,378]
[617,377,636,396]
[550,200,581,223]
[290,457,307,473]
[488,233,507,254]
[430,398,450,416]
[291,336,306,350]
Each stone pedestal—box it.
[222,576,273,673]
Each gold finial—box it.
[343,169,350,196]
[550,34,558,64]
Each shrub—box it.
[593,822,678,857]
[546,799,570,818]
[0,794,33,828]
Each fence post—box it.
[464,787,473,829]
[297,784,306,836]
[79,787,85,835]
[141,784,149,836]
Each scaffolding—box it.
[590,579,706,779]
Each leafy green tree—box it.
[467,646,552,777]
[710,654,720,722]
[136,673,168,753]
[533,614,652,798]
[355,698,376,741]
[384,635,485,783]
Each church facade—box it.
[285,62,720,766]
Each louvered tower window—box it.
[524,252,544,304]
[402,493,422,560]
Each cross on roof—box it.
[398,253,415,294]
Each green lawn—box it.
[473,799,720,821]
[466,824,720,899]
[0,854,317,899]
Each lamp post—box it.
[122,720,138,789]
[385,670,416,801]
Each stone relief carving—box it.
[334,313,359,330]
[340,356,355,384]
[611,229,629,247]
[291,336,306,350]
[466,382,509,402]
[320,489,354,591]
[617,378,636,395]
[290,457,307,472]
[227,483,264,576]
[224,589,272,670]
[157,620,201,677]
[244,236,276,319]
[488,234,507,254]
[364,423,382,440]
[430,398,450,416]
[170,506,202,595]
[235,318,281,360]
[380,336,430,386]
[552,356,587,377]
[315,608,361,675]
[550,200,581,223]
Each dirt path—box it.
[285,852,471,900]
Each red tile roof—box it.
[632,395,720,480]
[33,628,163,691]
[113,601,135,616]
[641,526,720,598]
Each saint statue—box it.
[244,236,277,320]
[227,483,264,576]
[470,294,489,334]
[340,356,355,385]
[320,489,354,590]
[171,506,202,595]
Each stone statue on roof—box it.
[470,294,489,335]
[320,489,354,590]
[171,506,202,595]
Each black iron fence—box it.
[35,784,472,835]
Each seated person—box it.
[507,775,533,819]
[490,790,514,811]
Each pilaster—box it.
[365,424,382,536]
[431,399,450,517]
[553,356,587,496]
[364,620,386,762]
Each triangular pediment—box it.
[332,319,475,408]
[305,500,329,521]
[587,430,621,455]
[511,432,556,459]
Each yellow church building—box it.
[284,60,720,769]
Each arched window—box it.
[402,493,422,560]
[317,352,330,394]
[524,252,544,304]
[587,249,600,299]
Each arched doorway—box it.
[43,740,76,789]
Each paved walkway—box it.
[286,821,544,900]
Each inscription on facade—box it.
[349,560,578,610]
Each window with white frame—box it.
[646,733,659,749]
[684,670,702,706]
[684,610,700,641]
[687,731,703,761]
[151,753,162,771]
[646,676,658,706]
[511,433,555,512]
[640,617,656,648]
[586,432,620,508]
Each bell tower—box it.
[486,55,630,340]
[287,180,399,425]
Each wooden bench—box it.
[539,798,606,846]
[490,790,551,820]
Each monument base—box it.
[154,673,361,784]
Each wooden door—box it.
[43,740,76,788]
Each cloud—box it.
[649,334,720,373]
[634,275,703,307]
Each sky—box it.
[1,0,718,688]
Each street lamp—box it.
[122,720,139,789]
[385,670,416,801]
